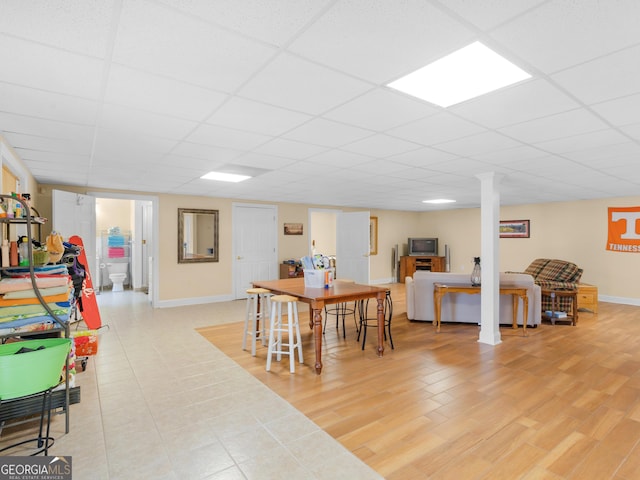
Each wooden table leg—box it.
[377,294,385,357]
[312,308,323,374]
[433,288,442,332]
[512,294,518,330]
[522,294,528,336]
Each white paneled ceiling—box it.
[1,0,640,211]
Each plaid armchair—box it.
[522,258,583,313]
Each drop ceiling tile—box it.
[388,112,486,146]
[239,52,373,115]
[498,109,610,144]
[283,118,373,148]
[157,154,226,171]
[534,129,630,155]
[441,0,548,30]
[0,0,114,57]
[288,0,475,83]
[434,131,522,157]
[157,0,333,46]
[2,132,92,155]
[171,142,241,163]
[388,147,458,167]
[0,112,96,144]
[184,123,272,150]
[207,97,312,136]
[100,104,199,140]
[450,79,579,129]
[105,65,228,121]
[324,88,438,132]
[551,44,640,105]
[230,152,297,170]
[491,0,640,73]
[0,36,103,99]
[428,158,502,176]
[562,141,640,164]
[305,149,373,168]
[619,122,640,142]
[0,83,98,125]
[252,138,328,160]
[471,145,547,165]
[341,134,421,157]
[591,93,640,127]
[113,0,277,92]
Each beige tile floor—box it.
[0,290,383,480]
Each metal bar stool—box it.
[357,290,394,350]
[243,287,272,356]
[266,295,304,373]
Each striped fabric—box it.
[520,259,583,313]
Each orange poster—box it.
[607,206,640,252]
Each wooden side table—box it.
[577,283,598,313]
[542,288,578,326]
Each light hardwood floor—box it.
[199,284,640,480]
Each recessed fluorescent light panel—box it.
[387,41,531,107]
[423,199,456,204]
[201,171,251,183]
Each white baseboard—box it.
[156,294,235,308]
[599,295,640,307]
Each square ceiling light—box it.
[201,171,251,182]
[387,41,531,108]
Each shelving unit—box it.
[0,194,75,433]
[399,255,445,283]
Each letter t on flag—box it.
[607,206,640,252]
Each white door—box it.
[52,189,96,278]
[336,211,370,284]
[233,203,278,299]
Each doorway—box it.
[232,203,278,299]
[94,195,155,299]
[308,209,370,284]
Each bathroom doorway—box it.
[93,194,156,301]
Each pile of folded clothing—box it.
[0,264,73,336]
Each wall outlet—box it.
[460,265,465,271]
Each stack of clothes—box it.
[0,264,73,336]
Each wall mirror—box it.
[178,208,219,263]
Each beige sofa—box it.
[405,271,542,326]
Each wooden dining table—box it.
[252,278,388,374]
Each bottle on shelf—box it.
[9,240,18,267]
[18,236,29,266]
[1,239,9,267]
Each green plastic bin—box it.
[0,338,72,400]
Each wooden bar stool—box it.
[243,287,272,356]
[266,295,304,373]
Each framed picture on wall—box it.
[370,216,378,255]
[499,219,530,238]
[284,223,303,235]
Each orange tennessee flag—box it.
[607,206,640,253]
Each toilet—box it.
[107,262,128,292]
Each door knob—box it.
[237,256,243,260]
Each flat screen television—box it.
[408,237,438,256]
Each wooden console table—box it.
[433,283,529,336]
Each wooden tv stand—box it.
[399,255,445,283]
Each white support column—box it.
[476,172,503,346]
